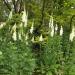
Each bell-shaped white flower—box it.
[0,22,6,29]
[25,33,28,40]
[30,21,34,34]
[15,0,17,1]
[11,5,14,9]
[8,11,12,20]
[12,23,16,31]
[12,31,16,41]
[25,11,28,27]
[19,33,21,40]
[8,0,12,2]
[51,16,53,27]
[24,12,28,27]
[12,24,17,41]
[49,16,53,28]
[49,18,52,28]
[26,41,28,45]
[55,24,58,31]
[39,34,43,41]
[31,36,34,42]
[55,24,58,34]
[22,8,28,27]
[70,26,75,41]
[51,25,54,37]
[71,7,74,9]
[25,33,29,45]
[60,26,63,36]
[0,51,2,55]
[19,23,24,35]
[49,16,54,37]
[20,23,23,27]
[22,10,26,22]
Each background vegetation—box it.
[0,0,75,75]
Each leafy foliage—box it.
[0,0,75,75]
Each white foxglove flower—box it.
[19,33,21,40]
[25,33,28,45]
[51,26,54,37]
[8,11,12,20]
[51,16,53,27]
[49,16,51,28]
[55,24,58,34]
[30,21,34,34]
[11,5,14,9]
[0,51,2,55]
[31,36,34,42]
[12,24,16,41]
[24,12,28,27]
[22,9,28,27]
[11,23,16,33]
[0,22,6,29]
[71,7,74,9]
[49,16,53,28]
[20,23,22,27]
[8,0,12,2]
[26,41,28,45]
[39,34,43,41]
[25,33,28,40]
[60,26,63,36]
[49,16,54,37]
[25,11,28,27]
[12,31,16,41]
[19,23,24,35]
[70,26,75,41]
[15,0,17,1]
[55,24,58,31]
[22,10,26,22]
[12,23,16,31]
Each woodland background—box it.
[0,0,75,75]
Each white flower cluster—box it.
[22,8,28,27]
[49,16,63,37]
[49,16,54,37]
[70,26,75,41]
